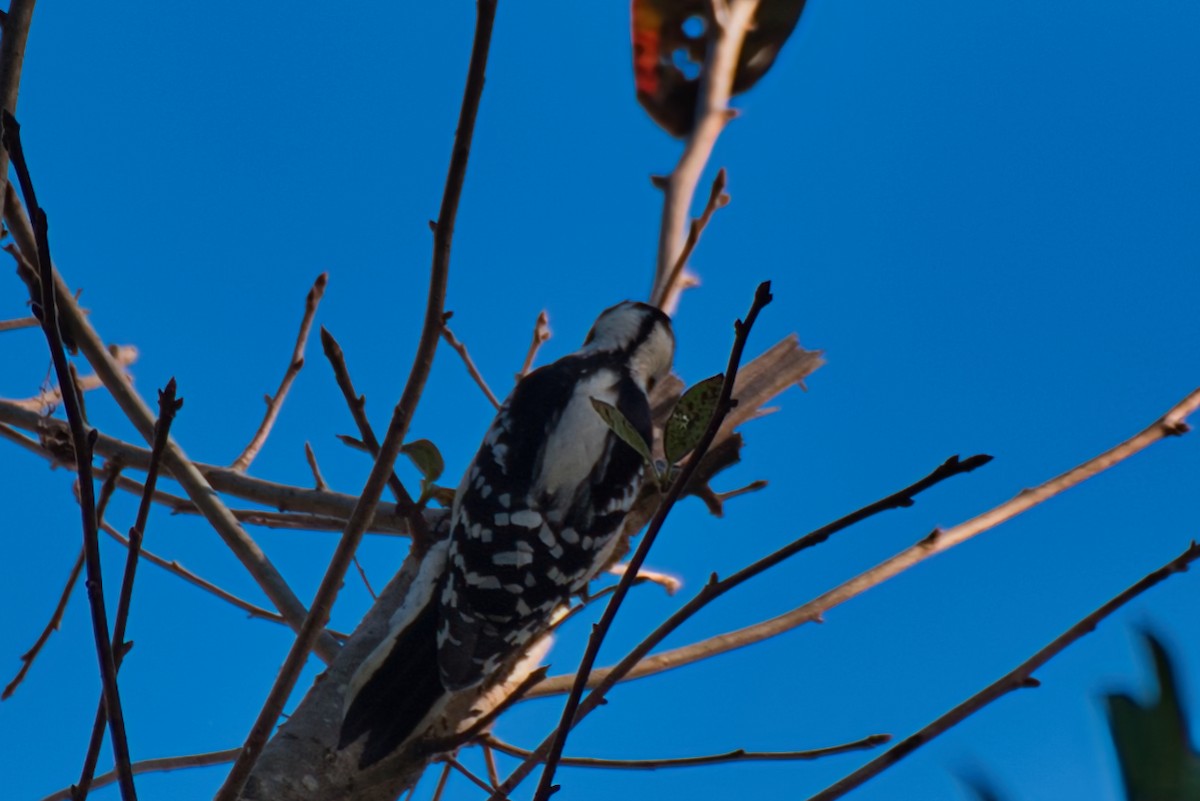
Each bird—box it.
[339,300,675,768]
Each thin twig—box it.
[4,186,338,663]
[4,467,122,700]
[4,347,138,411]
[0,0,35,191]
[658,169,729,310]
[352,555,378,600]
[0,314,38,331]
[500,452,991,798]
[651,0,760,312]
[0,406,418,533]
[2,547,83,699]
[214,3,498,796]
[231,273,327,471]
[483,744,501,788]
[441,317,502,409]
[37,748,241,801]
[429,762,453,801]
[98,518,347,639]
[319,327,427,539]
[446,758,495,794]
[75,381,182,801]
[0,414,416,535]
[528,455,991,699]
[2,110,138,801]
[806,540,1200,801]
[530,282,773,801]
[614,387,1200,687]
[518,309,550,379]
[303,442,328,491]
[484,732,890,771]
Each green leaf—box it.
[1105,630,1200,801]
[426,485,457,509]
[664,373,724,464]
[400,439,444,484]
[590,397,654,466]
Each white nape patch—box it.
[534,369,619,502]
[346,539,450,713]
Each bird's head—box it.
[582,301,675,392]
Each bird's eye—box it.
[646,376,657,392]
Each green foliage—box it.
[590,397,655,469]
[401,439,445,507]
[663,373,723,464]
[1106,631,1200,801]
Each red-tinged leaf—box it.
[632,0,808,137]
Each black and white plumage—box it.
[339,301,674,768]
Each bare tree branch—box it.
[37,749,241,801]
[320,326,427,538]
[0,314,38,331]
[658,168,728,309]
[651,0,760,313]
[441,316,502,409]
[0,0,36,191]
[2,546,82,699]
[503,453,988,796]
[805,540,1200,801]
[531,282,774,801]
[98,518,347,639]
[75,380,182,800]
[532,386,1200,697]
[0,400,420,534]
[4,185,339,663]
[483,732,891,771]
[231,273,327,472]
[3,109,138,801]
[517,309,550,379]
[303,441,328,491]
[2,345,137,411]
[215,2,500,795]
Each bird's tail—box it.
[339,590,447,768]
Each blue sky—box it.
[2,2,1198,800]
